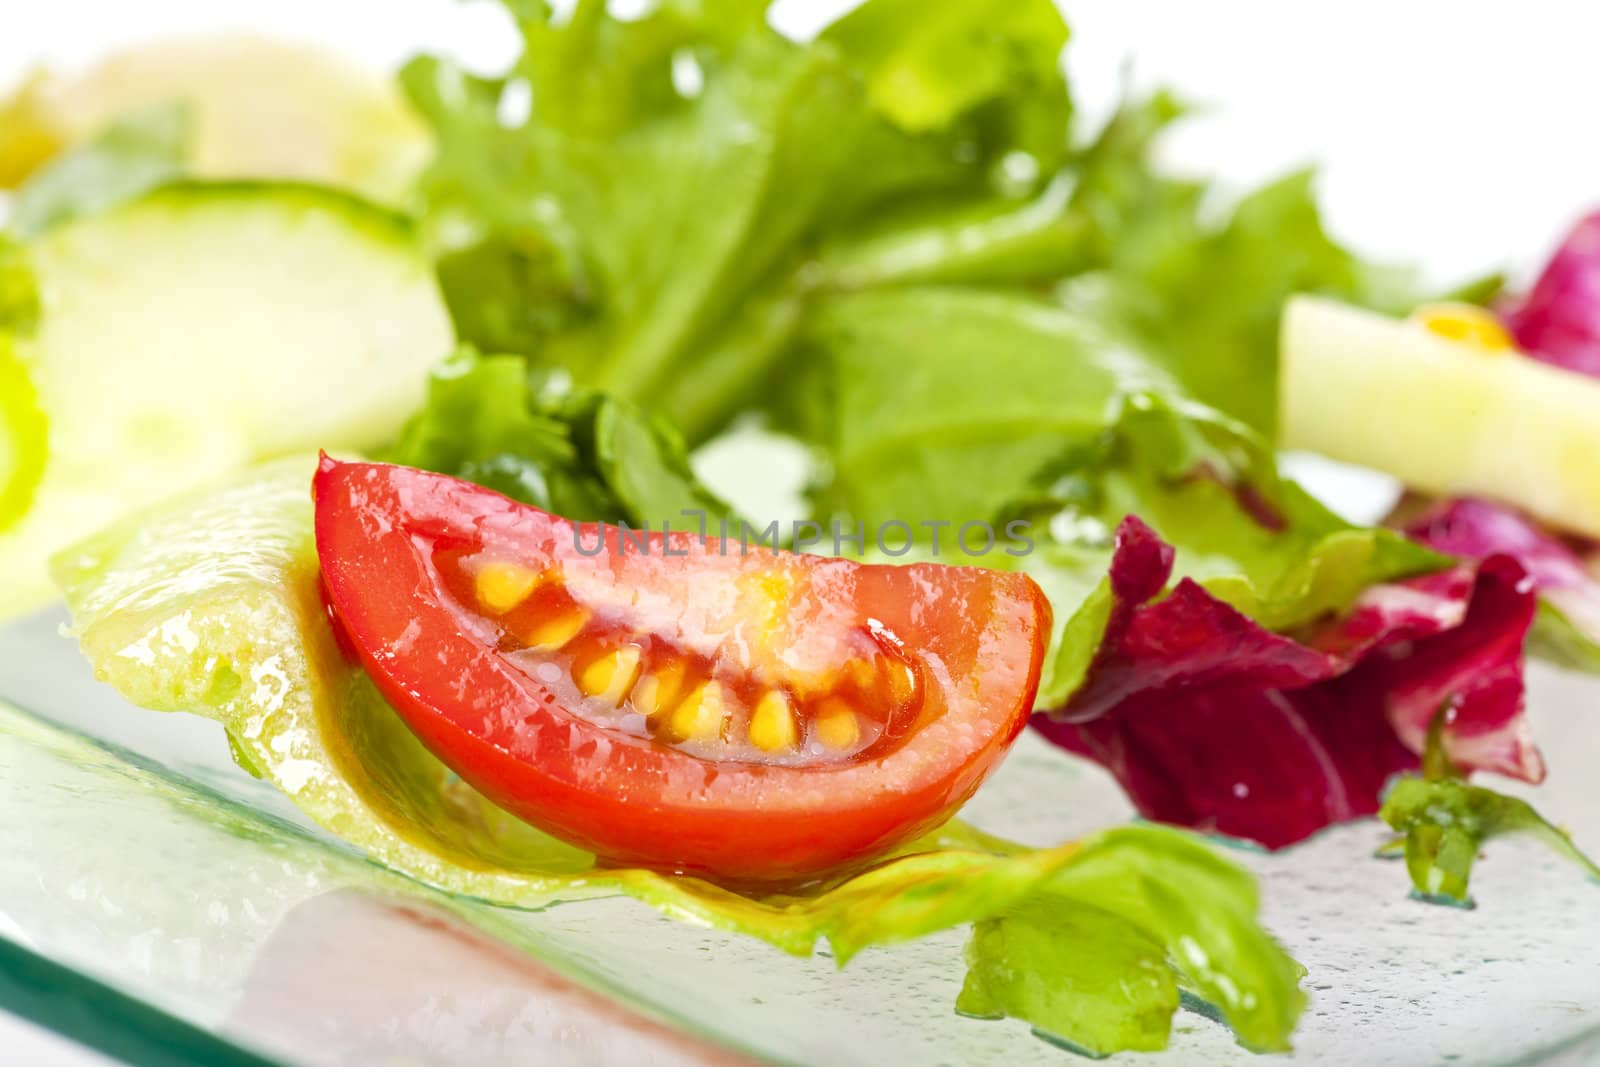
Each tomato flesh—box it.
[431,545,923,765]
[314,458,1051,883]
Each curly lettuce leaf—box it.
[52,454,1305,1055]
[7,103,190,236]
[780,266,1437,575]
[786,287,1442,664]
[402,2,1418,460]
[408,13,859,439]
[806,173,1098,292]
[383,347,734,527]
[403,0,1092,443]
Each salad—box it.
[3,0,1599,1058]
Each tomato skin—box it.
[313,458,1050,884]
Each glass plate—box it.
[3,603,1599,1066]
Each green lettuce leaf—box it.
[383,347,734,526]
[7,102,191,236]
[780,256,1439,641]
[959,903,1179,1055]
[52,454,1306,1055]
[785,285,1164,529]
[806,172,1098,291]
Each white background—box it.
[3,2,1598,1063]
[5,0,1599,284]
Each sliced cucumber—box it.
[0,182,452,616]
[1281,295,1600,540]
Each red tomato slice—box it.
[314,458,1050,884]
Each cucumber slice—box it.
[0,182,452,617]
[1281,295,1600,539]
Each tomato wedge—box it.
[314,458,1050,883]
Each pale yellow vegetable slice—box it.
[1280,295,1600,540]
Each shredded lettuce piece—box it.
[52,454,1306,1055]
[1381,777,1600,908]
[1379,720,1600,906]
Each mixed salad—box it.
[4,0,1600,1057]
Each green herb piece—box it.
[1379,715,1600,906]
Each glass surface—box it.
[3,603,1599,1066]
